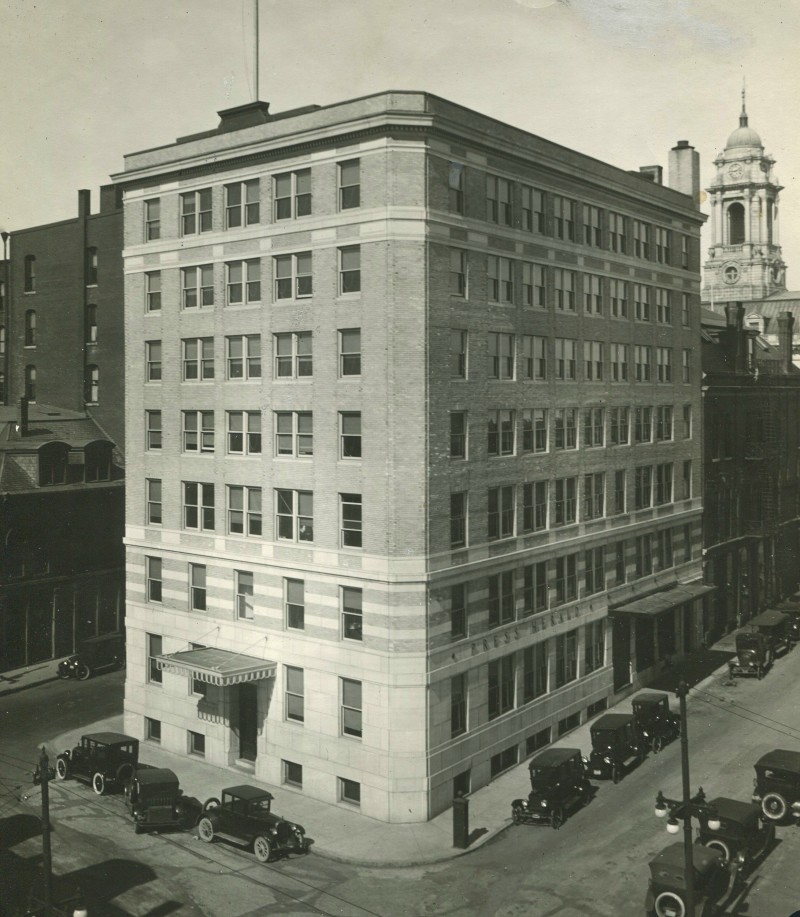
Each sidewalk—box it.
[0,658,62,697]
[37,637,735,868]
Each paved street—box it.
[4,655,800,915]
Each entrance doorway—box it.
[238,682,258,762]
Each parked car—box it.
[587,713,645,783]
[749,609,792,657]
[124,767,202,834]
[57,632,125,681]
[752,748,800,822]
[632,692,681,753]
[696,796,774,872]
[644,842,734,917]
[728,630,772,679]
[511,747,592,829]
[54,732,139,795]
[773,602,800,644]
[196,785,309,862]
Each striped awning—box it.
[611,582,716,617]
[156,647,277,686]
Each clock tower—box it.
[702,90,787,305]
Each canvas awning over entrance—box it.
[611,582,716,618]
[155,647,277,686]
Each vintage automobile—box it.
[728,630,772,679]
[124,767,202,834]
[510,747,592,828]
[57,632,125,681]
[696,796,774,872]
[587,713,645,783]
[752,748,800,822]
[772,601,800,644]
[54,732,139,795]
[644,842,734,917]
[196,785,309,862]
[632,692,681,753]
[748,609,791,657]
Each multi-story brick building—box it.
[116,92,707,822]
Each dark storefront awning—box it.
[156,648,277,686]
[611,582,716,618]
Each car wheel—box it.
[580,784,591,807]
[611,765,621,785]
[202,797,221,813]
[197,817,215,843]
[116,763,134,786]
[550,806,564,830]
[756,821,775,858]
[511,806,523,825]
[654,890,686,917]
[77,664,92,681]
[652,735,664,754]
[253,835,272,863]
[757,665,763,680]
[762,792,788,821]
[134,822,144,835]
[704,838,731,865]
[92,772,106,796]
[55,757,69,781]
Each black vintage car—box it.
[196,785,309,862]
[696,796,774,873]
[511,747,592,829]
[752,748,800,822]
[749,609,791,657]
[644,842,734,917]
[54,732,139,795]
[632,692,681,754]
[772,600,800,644]
[58,632,125,681]
[728,630,772,679]
[587,713,645,783]
[125,767,202,834]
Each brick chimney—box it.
[19,396,28,437]
[77,189,91,219]
[668,140,700,208]
[721,302,747,372]
[776,311,795,373]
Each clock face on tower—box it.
[728,162,744,179]
[723,263,741,285]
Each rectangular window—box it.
[339,777,361,806]
[228,485,262,536]
[488,654,515,719]
[342,586,363,641]
[190,563,207,611]
[655,405,673,441]
[486,175,512,225]
[146,479,162,525]
[655,463,673,505]
[339,159,360,209]
[274,331,311,379]
[610,343,629,382]
[609,279,628,318]
[274,252,312,300]
[523,562,548,617]
[451,583,467,639]
[522,186,545,233]
[227,259,261,304]
[145,410,162,450]
[487,409,515,457]
[613,470,626,515]
[183,337,214,381]
[449,162,464,213]
[555,629,578,686]
[339,245,361,294]
[522,480,548,532]
[523,642,548,701]
[450,249,467,296]
[584,548,605,596]
[145,717,161,742]
[145,199,161,241]
[182,265,214,310]
[583,472,605,520]
[488,571,515,628]
[682,404,692,439]
[555,338,576,380]
[583,407,604,447]
[236,570,254,620]
[683,459,692,499]
[657,348,673,383]
[225,179,259,228]
[274,169,311,220]
[183,482,215,531]
[655,227,671,264]
[634,466,653,509]
[635,534,653,578]
[533,408,548,452]
[553,196,576,241]
[634,406,652,444]
[657,529,674,569]
[634,284,651,321]
[487,256,513,303]
[450,492,468,548]
[608,212,627,253]
[86,247,98,285]
[584,206,602,247]
[554,269,576,311]
[340,493,363,548]
[635,345,652,382]
[283,760,303,787]
[146,557,162,603]
[227,411,261,454]
[655,288,672,324]
[584,341,604,381]
[274,411,313,457]
[341,678,363,738]
[553,408,577,450]
[488,484,514,540]
[520,409,534,453]
[609,407,629,446]
[554,477,577,527]
[451,329,468,379]
[285,578,304,630]
[181,188,212,235]
[450,411,467,459]
[146,341,161,382]
[633,220,650,259]
[285,666,304,722]
[555,555,578,606]
[584,274,602,313]
[682,349,692,383]
[147,634,164,685]
[275,490,313,542]
[340,412,361,459]
[584,620,605,674]
[182,410,214,453]
[146,271,161,312]
[615,541,627,583]
[681,235,690,270]
[451,674,467,737]
[339,328,361,376]
[681,292,690,326]
[488,332,514,380]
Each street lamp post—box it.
[653,681,720,917]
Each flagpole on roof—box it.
[254,0,260,101]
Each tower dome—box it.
[725,89,762,151]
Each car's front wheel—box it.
[55,757,69,781]
[77,664,92,681]
[611,765,621,785]
[92,772,106,795]
[202,797,221,812]
[654,890,686,917]
[253,835,272,863]
[511,805,523,825]
[197,817,215,843]
[550,806,564,830]
[704,838,731,866]
[652,735,664,754]
[762,792,788,821]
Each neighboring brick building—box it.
[116,92,707,822]
[701,304,800,635]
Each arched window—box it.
[24,255,36,292]
[727,203,745,245]
[25,365,36,402]
[85,441,113,482]
[84,365,99,404]
[39,442,69,486]
[24,310,36,347]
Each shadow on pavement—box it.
[647,648,736,692]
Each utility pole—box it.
[254,0,259,101]
[31,745,54,913]
[677,682,695,917]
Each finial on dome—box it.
[740,77,748,127]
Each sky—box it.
[1,0,799,281]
